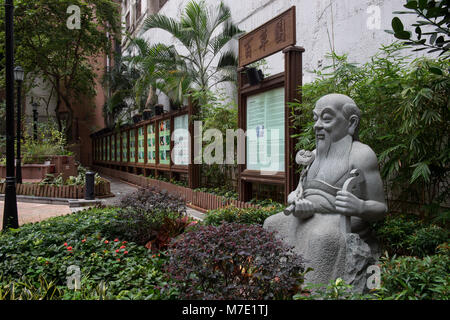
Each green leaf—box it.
[429,67,443,75]
[404,1,418,9]
[392,17,405,33]
[395,30,412,40]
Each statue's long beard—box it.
[308,135,353,184]
[316,136,331,160]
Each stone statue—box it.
[264,93,387,293]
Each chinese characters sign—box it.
[239,6,295,67]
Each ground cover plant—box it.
[204,204,284,226]
[0,207,177,300]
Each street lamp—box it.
[2,0,19,230]
[14,66,24,184]
[32,102,39,141]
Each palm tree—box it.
[102,54,141,127]
[141,0,244,104]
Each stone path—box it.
[0,201,72,229]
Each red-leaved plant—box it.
[166,222,306,300]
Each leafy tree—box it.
[141,0,244,104]
[387,0,450,57]
[0,0,120,141]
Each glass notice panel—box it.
[246,87,285,172]
[159,120,171,165]
[122,131,128,162]
[116,134,120,162]
[111,135,115,162]
[138,127,145,163]
[147,124,156,164]
[130,129,136,162]
[173,115,189,165]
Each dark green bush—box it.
[166,222,305,299]
[118,187,186,215]
[377,246,450,300]
[109,188,192,250]
[204,204,283,226]
[374,214,449,257]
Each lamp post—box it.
[32,102,39,141]
[14,66,24,184]
[2,0,19,230]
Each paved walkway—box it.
[0,201,72,229]
[0,175,205,229]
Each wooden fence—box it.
[94,166,259,212]
[0,180,112,199]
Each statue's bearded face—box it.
[313,104,349,143]
[313,104,350,158]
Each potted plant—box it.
[143,108,153,120]
[154,104,164,115]
[132,113,142,124]
[245,67,264,86]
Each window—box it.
[136,0,142,20]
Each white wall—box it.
[132,0,428,102]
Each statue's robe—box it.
[264,138,379,291]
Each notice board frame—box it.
[237,6,304,204]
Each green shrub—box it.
[0,208,177,300]
[377,247,450,300]
[374,214,449,257]
[204,204,283,226]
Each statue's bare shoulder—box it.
[349,141,379,172]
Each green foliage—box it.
[194,186,238,200]
[15,120,73,164]
[0,207,177,300]
[386,0,450,57]
[376,248,450,300]
[291,43,450,211]
[2,0,120,140]
[294,278,374,300]
[39,165,104,186]
[373,213,449,257]
[204,204,283,226]
[142,0,244,99]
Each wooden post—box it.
[188,96,200,189]
[283,46,304,203]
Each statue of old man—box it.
[264,93,387,293]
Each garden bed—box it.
[0,178,112,199]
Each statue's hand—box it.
[335,190,364,216]
[293,199,315,220]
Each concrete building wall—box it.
[134,0,426,86]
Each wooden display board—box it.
[92,102,199,188]
[237,6,304,204]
